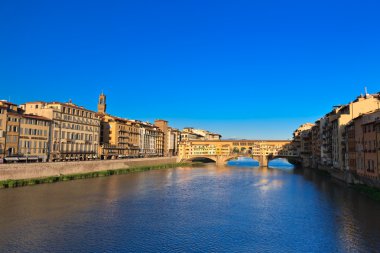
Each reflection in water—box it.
[0,161,379,252]
[227,157,260,167]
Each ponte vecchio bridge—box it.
[178,140,299,166]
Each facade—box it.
[98,114,140,159]
[179,142,231,157]
[330,94,380,170]
[97,94,166,159]
[346,121,356,172]
[0,101,52,163]
[0,101,22,160]
[0,103,6,160]
[353,110,380,180]
[292,123,314,158]
[154,120,169,156]
[311,120,321,168]
[97,93,141,159]
[294,92,380,171]
[139,122,164,157]
[21,101,100,161]
[167,127,181,156]
[18,114,51,162]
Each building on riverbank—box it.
[139,122,164,157]
[18,114,51,162]
[96,93,165,159]
[154,120,181,157]
[0,101,22,160]
[21,101,100,161]
[97,114,141,159]
[0,103,6,160]
[351,110,380,180]
[180,127,221,141]
[293,91,380,184]
[97,94,140,159]
[0,101,52,162]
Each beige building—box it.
[139,122,164,157]
[18,114,51,162]
[0,101,52,163]
[168,127,181,156]
[154,120,180,156]
[21,100,100,161]
[181,127,221,141]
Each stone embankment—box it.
[0,157,181,181]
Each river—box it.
[0,159,379,252]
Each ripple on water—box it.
[0,164,380,252]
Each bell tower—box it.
[98,92,106,113]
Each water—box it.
[0,160,380,252]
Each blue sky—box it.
[1,0,379,139]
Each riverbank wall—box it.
[310,164,380,189]
[0,157,181,181]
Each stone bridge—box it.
[179,140,300,166]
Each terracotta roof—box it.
[49,102,97,113]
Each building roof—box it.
[22,114,51,121]
[0,100,17,106]
[25,101,97,113]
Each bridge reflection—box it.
[227,157,295,169]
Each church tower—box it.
[98,92,106,113]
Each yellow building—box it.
[98,114,141,159]
[21,100,100,161]
[179,142,230,157]
[97,93,141,159]
[0,101,22,160]
[0,101,52,163]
